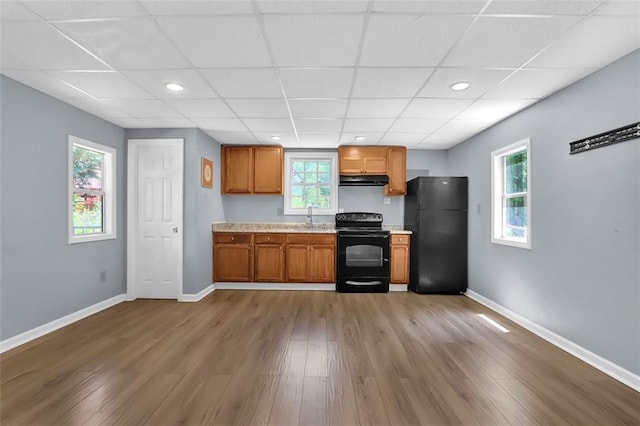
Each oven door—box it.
[337,232,389,278]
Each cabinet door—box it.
[254,146,283,194]
[390,244,409,284]
[385,146,407,195]
[309,245,335,283]
[255,244,285,282]
[286,244,309,282]
[213,243,253,282]
[222,146,253,194]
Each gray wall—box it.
[448,50,640,374]
[222,148,449,226]
[124,128,225,295]
[0,75,126,341]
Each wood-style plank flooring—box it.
[1,290,638,424]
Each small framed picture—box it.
[201,157,213,188]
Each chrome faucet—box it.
[306,206,313,226]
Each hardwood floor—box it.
[1,291,638,425]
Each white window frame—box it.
[284,152,338,215]
[491,138,531,249]
[68,135,116,244]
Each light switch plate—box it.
[338,208,344,213]
[383,197,391,205]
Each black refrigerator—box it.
[404,177,468,294]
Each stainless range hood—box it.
[339,175,389,186]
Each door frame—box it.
[127,138,184,300]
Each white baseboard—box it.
[389,284,408,292]
[180,284,216,302]
[0,294,126,354]
[215,282,335,291]
[465,289,640,393]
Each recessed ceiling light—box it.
[165,83,184,92]
[354,136,365,141]
[450,81,470,91]
[270,136,281,141]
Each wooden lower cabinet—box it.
[213,232,254,282]
[286,234,335,283]
[309,245,335,282]
[390,234,410,284]
[254,233,285,282]
[285,244,309,282]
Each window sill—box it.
[69,233,116,244]
[491,237,531,250]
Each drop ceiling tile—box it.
[52,71,152,99]
[288,99,348,118]
[298,133,341,145]
[343,118,394,133]
[346,98,411,118]
[1,1,40,20]
[443,16,582,67]
[62,97,132,118]
[262,15,365,66]
[280,68,354,98]
[106,117,151,129]
[192,118,249,132]
[254,132,298,144]
[436,119,495,134]
[141,1,255,15]
[457,99,537,121]
[372,0,486,14]
[1,21,110,70]
[484,68,594,99]
[138,118,197,128]
[54,18,189,70]
[380,132,430,145]
[418,67,513,98]
[242,118,294,133]
[1,69,91,99]
[163,99,235,117]
[23,1,148,20]
[201,68,282,98]
[360,14,473,67]
[102,99,182,119]
[294,118,343,132]
[121,69,218,99]
[594,1,640,15]
[205,130,257,143]
[527,16,640,68]
[352,68,434,98]
[388,118,447,133]
[339,132,385,144]
[414,140,459,150]
[156,16,272,67]
[227,99,290,118]
[257,0,368,13]
[402,98,474,119]
[484,0,602,15]
[420,132,473,146]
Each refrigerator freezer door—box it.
[409,209,468,293]
[415,177,468,210]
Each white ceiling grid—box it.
[1,0,639,149]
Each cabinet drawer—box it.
[254,233,285,244]
[286,233,335,245]
[214,233,253,244]
[391,234,409,245]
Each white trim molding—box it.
[0,294,126,354]
[215,282,336,291]
[465,289,640,393]
[389,284,408,292]
[181,284,216,302]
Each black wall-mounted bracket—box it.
[569,122,640,155]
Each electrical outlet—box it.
[100,270,107,282]
[383,197,391,205]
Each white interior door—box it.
[127,139,183,299]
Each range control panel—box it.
[335,212,383,223]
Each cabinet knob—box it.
[231,236,235,241]
[267,237,271,241]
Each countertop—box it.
[211,223,411,234]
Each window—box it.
[491,138,531,249]
[284,152,338,215]
[68,136,116,243]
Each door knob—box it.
[173,227,179,233]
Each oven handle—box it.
[346,280,383,286]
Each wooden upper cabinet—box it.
[221,146,253,194]
[385,146,407,196]
[338,146,388,175]
[253,146,283,194]
[221,145,283,194]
